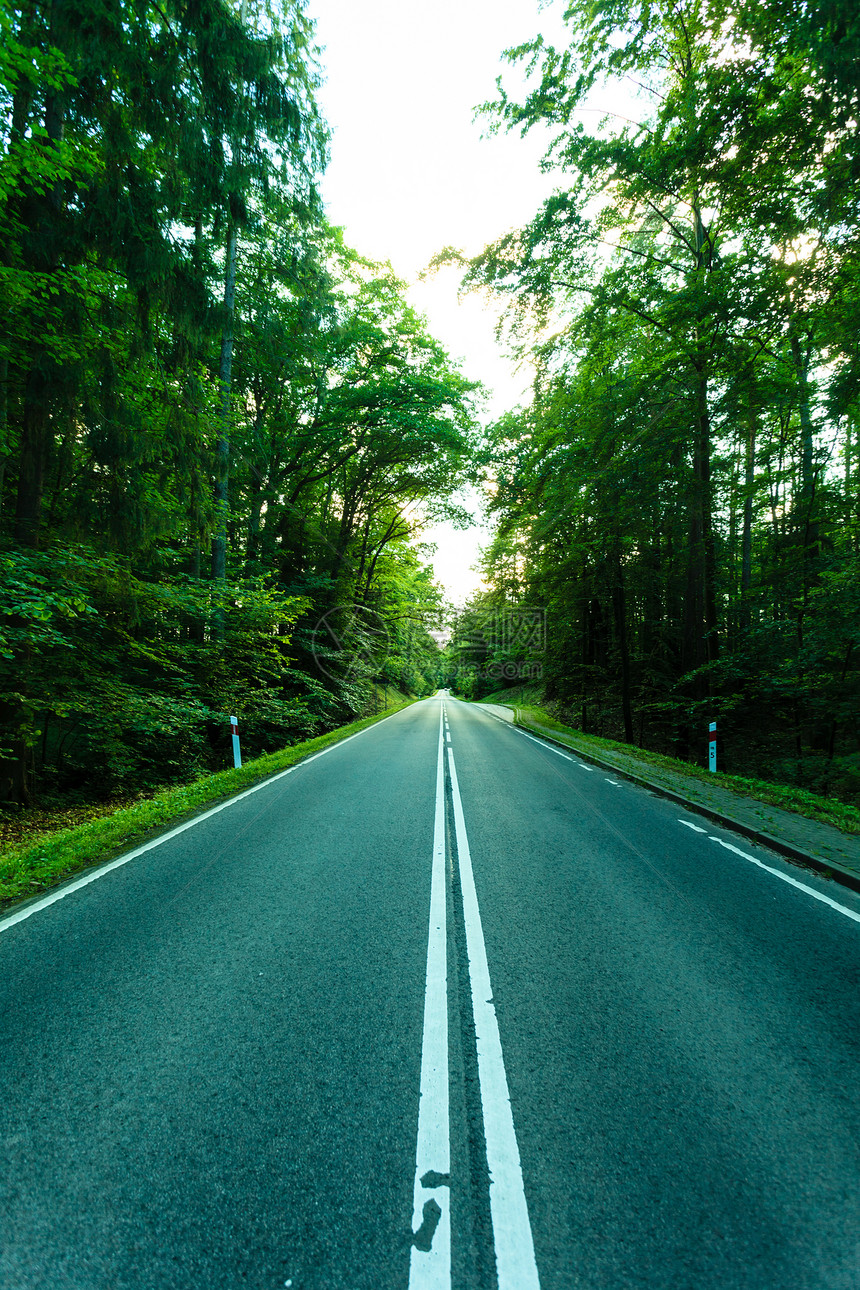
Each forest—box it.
[444,0,860,806]
[1,0,858,824]
[0,0,478,812]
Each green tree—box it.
[454,0,859,788]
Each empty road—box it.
[2,695,859,1289]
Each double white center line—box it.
[408,708,451,1285]
[409,706,540,1289]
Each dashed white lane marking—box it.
[492,720,860,928]
[409,708,451,1289]
[468,702,859,929]
[447,746,541,1290]
[477,711,859,928]
[605,779,621,786]
[0,708,414,938]
[708,837,860,925]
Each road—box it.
[1,695,859,1289]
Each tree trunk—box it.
[212,225,237,587]
[790,333,816,512]
[844,419,851,494]
[13,55,66,550]
[698,375,719,666]
[0,687,37,806]
[0,356,8,522]
[13,393,52,547]
[210,0,250,613]
[611,547,634,743]
[245,422,269,570]
[2,35,36,527]
[682,367,719,677]
[3,11,65,801]
[740,399,757,633]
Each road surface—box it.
[1,695,859,1289]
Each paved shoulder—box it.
[513,711,860,882]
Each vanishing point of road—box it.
[2,695,859,1289]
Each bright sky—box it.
[305,0,570,605]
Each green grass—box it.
[0,694,419,911]
[477,682,546,707]
[481,696,860,837]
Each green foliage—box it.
[454,0,860,802]
[0,3,467,824]
[0,545,311,790]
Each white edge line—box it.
[447,745,541,1290]
[408,706,451,1288]
[477,710,597,773]
[709,837,860,925]
[0,706,412,938]
[517,729,573,762]
[680,820,708,834]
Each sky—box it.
[304,0,571,605]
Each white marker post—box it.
[230,715,242,769]
[708,721,717,773]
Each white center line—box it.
[447,746,541,1290]
[709,836,860,925]
[408,707,451,1288]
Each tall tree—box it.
[451,0,859,788]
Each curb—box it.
[510,715,860,897]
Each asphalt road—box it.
[1,695,859,1289]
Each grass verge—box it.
[478,682,545,707]
[1,695,419,911]
[480,698,860,836]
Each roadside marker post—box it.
[231,715,242,769]
[708,721,717,773]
